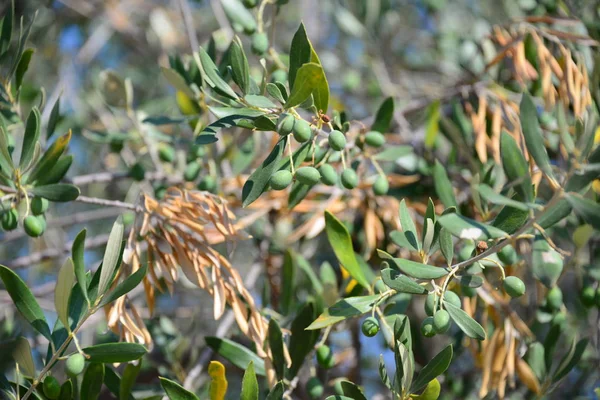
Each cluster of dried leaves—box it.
[466,19,595,166]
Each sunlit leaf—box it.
[444,302,486,340]
[54,258,75,329]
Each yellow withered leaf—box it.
[208,361,228,400]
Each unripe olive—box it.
[461,285,477,297]
[295,167,320,186]
[319,164,337,186]
[361,316,380,337]
[364,131,385,147]
[197,176,217,192]
[24,215,44,237]
[551,311,566,326]
[31,197,49,215]
[546,287,563,311]
[187,144,205,162]
[433,310,450,333]
[242,0,258,8]
[581,286,596,308]
[497,245,518,265]
[421,317,436,337]
[425,291,461,316]
[158,145,175,163]
[183,161,201,182]
[154,185,167,200]
[340,168,358,189]
[271,69,287,84]
[270,170,293,190]
[503,276,526,298]
[129,162,146,181]
[372,175,389,196]
[251,32,269,56]
[293,119,312,143]
[65,353,85,377]
[277,114,295,136]
[306,377,324,399]
[42,376,61,400]
[315,345,335,369]
[109,139,124,153]
[1,208,18,231]
[328,130,346,151]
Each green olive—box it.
[503,276,526,298]
[364,131,385,147]
[187,144,206,162]
[183,161,201,182]
[65,353,85,377]
[546,287,563,310]
[306,377,324,399]
[1,208,18,231]
[425,291,460,316]
[372,175,389,196]
[361,316,380,337]
[340,168,358,189]
[315,345,335,369]
[270,170,293,190]
[197,176,217,192]
[277,114,295,136]
[293,119,312,143]
[31,197,49,215]
[497,245,518,265]
[580,286,595,308]
[129,162,146,181]
[328,130,346,151]
[295,167,320,186]
[433,310,450,333]
[421,317,436,337]
[319,164,337,186]
[158,145,175,163]
[251,32,269,56]
[271,69,287,84]
[24,215,44,237]
[109,139,124,153]
[42,376,61,400]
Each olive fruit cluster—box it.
[1,197,49,237]
[420,291,459,337]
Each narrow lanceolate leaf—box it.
[532,235,563,289]
[27,130,72,184]
[161,67,195,99]
[208,361,228,400]
[13,337,36,377]
[566,193,600,230]
[288,22,314,92]
[265,381,284,400]
[160,377,200,400]
[500,131,533,202]
[372,97,394,133]
[55,258,75,329]
[84,343,147,363]
[81,364,104,400]
[47,97,61,139]
[525,342,546,383]
[439,228,453,267]
[381,268,427,294]
[284,62,328,111]
[242,137,287,207]
[205,337,266,375]
[324,211,369,288]
[0,265,52,341]
[336,380,367,400]
[72,229,89,305]
[98,216,124,298]
[119,362,142,400]
[385,257,448,280]
[438,213,507,240]
[476,184,536,211]
[433,160,457,209]
[306,295,380,330]
[552,338,588,383]
[198,47,238,100]
[19,107,41,169]
[98,264,147,308]
[444,302,486,340]
[399,199,420,251]
[230,37,250,95]
[520,94,555,182]
[0,0,14,55]
[15,47,34,90]
[240,361,258,400]
[411,345,453,393]
[30,183,80,202]
[287,302,319,378]
[268,319,285,381]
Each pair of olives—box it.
[1,197,49,237]
[277,114,312,143]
